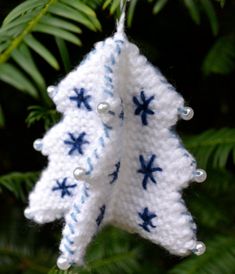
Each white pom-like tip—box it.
[57,256,71,270]
[33,139,43,151]
[180,107,194,121]
[24,208,32,219]
[73,167,86,180]
[194,169,207,183]
[47,85,56,98]
[193,241,206,256]
[97,102,110,114]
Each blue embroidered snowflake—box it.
[137,154,162,190]
[69,88,92,111]
[96,205,106,226]
[109,161,121,184]
[138,207,157,232]
[52,178,77,198]
[133,91,155,125]
[64,132,89,155]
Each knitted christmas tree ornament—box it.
[25,7,207,270]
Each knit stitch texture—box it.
[25,30,202,268]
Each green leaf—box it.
[24,34,60,70]
[0,172,39,201]
[185,128,235,169]
[184,0,201,24]
[41,15,82,34]
[55,37,71,72]
[60,0,96,17]
[34,23,82,46]
[153,0,168,14]
[48,3,97,31]
[11,44,45,89]
[2,0,46,25]
[202,36,235,75]
[200,0,219,35]
[127,0,138,27]
[0,63,38,98]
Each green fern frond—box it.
[0,0,101,99]
[168,236,235,274]
[184,128,235,169]
[26,105,61,129]
[0,172,39,201]
[203,35,235,75]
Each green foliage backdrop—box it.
[0,0,235,273]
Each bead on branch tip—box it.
[33,139,43,151]
[193,169,207,183]
[192,241,206,256]
[57,256,71,270]
[97,102,110,114]
[179,107,194,120]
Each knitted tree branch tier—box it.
[25,27,207,270]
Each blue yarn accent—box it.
[110,54,115,65]
[68,223,75,234]
[137,155,162,190]
[69,88,92,111]
[64,132,89,156]
[65,235,74,245]
[103,123,113,138]
[138,207,157,233]
[105,65,113,73]
[119,110,124,120]
[70,212,78,223]
[94,149,99,159]
[96,205,106,226]
[109,161,121,184]
[52,178,77,198]
[73,204,80,214]
[64,243,74,255]
[133,90,155,126]
[86,157,93,175]
[99,137,105,148]
[104,89,114,96]
[108,110,115,116]
[105,76,113,83]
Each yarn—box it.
[25,11,206,269]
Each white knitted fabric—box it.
[25,26,205,269]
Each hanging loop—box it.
[116,0,130,34]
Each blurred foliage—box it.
[0,0,235,274]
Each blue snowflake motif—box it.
[137,154,162,190]
[109,161,121,184]
[96,205,106,226]
[133,91,155,126]
[138,207,157,232]
[52,178,77,198]
[64,132,89,155]
[69,88,92,111]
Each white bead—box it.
[180,107,194,120]
[194,169,207,183]
[47,85,56,98]
[73,167,86,180]
[33,139,43,151]
[57,256,71,270]
[97,102,110,114]
[24,208,32,219]
[193,241,206,255]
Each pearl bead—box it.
[97,102,110,114]
[73,167,86,180]
[57,256,71,270]
[193,241,206,256]
[194,169,207,183]
[33,139,43,151]
[180,107,194,120]
[24,208,31,219]
[47,85,56,98]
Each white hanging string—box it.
[116,0,129,34]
